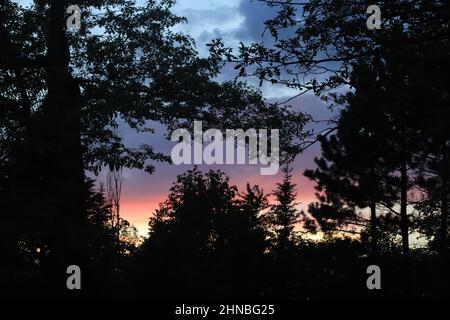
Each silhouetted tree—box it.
[266,166,301,252]
[136,168,270,299]
[304,59,409,259]
[412,41,450,261]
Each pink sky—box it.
[120,163,320,236]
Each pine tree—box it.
[267,166,301,252]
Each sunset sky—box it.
[104,0,334,235]
[14,0,333,235]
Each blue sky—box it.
[171,0,301,98]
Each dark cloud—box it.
[234,0,277,41]
[234,0,298,42]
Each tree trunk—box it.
[369,200,378,259]
[41,0,87,294]
[400,157,409,260]
[439,143,449,260]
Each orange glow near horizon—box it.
[119,169,319,237]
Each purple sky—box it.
[113,94,333,236]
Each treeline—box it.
[131,166,447,299]
[3,165,447,299]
